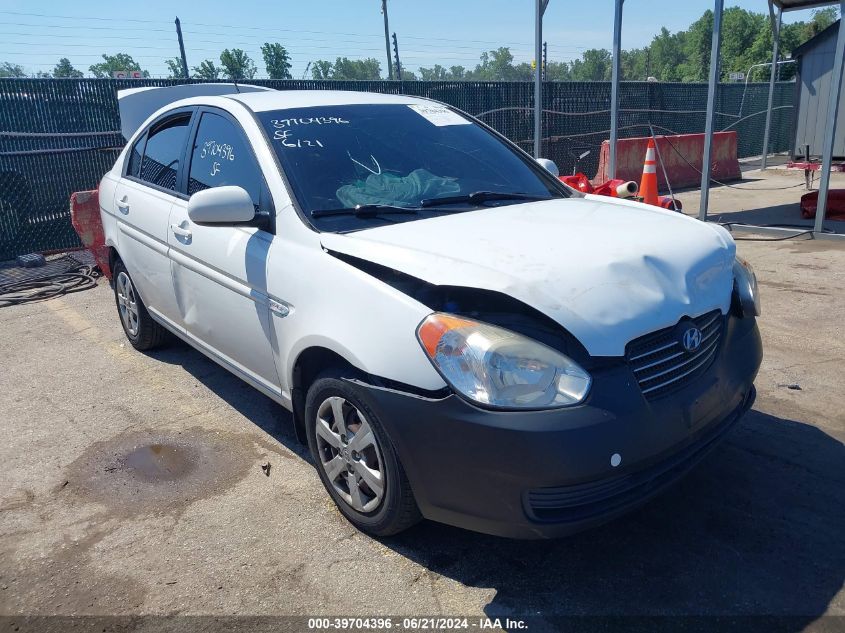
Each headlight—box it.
[733,255,761,317]
[416,313,591,409]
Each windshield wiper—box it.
[419,191,553,207]
[311,204,422,218]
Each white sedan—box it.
[99,85,762,538]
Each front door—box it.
[167,109,281,393]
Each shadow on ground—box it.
[678,197,845,235]
[149,340,845,629]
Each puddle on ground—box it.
[121,443,197,482]
[65,427,263,516]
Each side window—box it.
[188,112,261,209]
[127,132,145,178]
[139,115,191,191]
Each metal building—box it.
[792,20,845,159]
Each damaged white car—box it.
[99,85,762,538]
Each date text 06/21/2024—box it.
[306,617,529,630]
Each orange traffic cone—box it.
[639,138,659,207]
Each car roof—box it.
[225,89,433,112]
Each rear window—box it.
[139,115,191,191]
[127,132,145,178]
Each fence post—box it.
[760,0,781,170]
[609,0,624,179]
[699,0,724,221]
[534,0,549,158]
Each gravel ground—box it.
[0,234,843,631]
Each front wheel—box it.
[305,372,421,536]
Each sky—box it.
[0,0,832,78]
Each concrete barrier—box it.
[593,132,741,191]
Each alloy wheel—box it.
[314,396,385,513]
[116,271,140,337]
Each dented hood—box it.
[320,196,736,357]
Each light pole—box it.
[381,0,393,80]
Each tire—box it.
[112,259,168,351]
[305,370,421,536]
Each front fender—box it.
[267,237,446,398]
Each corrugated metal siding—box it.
[793,25,845,158]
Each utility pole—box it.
[175,17,189,79]
[542,41,547,81]
[392,32,402,80]
[381,0,393,80]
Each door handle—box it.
[117,196,130,214]
[170,223,192,239]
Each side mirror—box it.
[188,186,255,224]
[535,158,559,178]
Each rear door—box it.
[113,109,194,330]
[167,107,281,393]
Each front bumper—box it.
[358,314,762,539]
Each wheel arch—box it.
[107,246,121,282]
[291,345,363,444]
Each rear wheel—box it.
[305,372,421,536]
[112,259,168,351]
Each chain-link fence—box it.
[0,78,795,261]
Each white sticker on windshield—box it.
[408,104,471,127]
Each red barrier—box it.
[594,132,741,191]
[800,189,845,220]
[70,189,111,279]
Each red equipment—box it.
[593,179,639,198]
[70,189,111,279]
[799,189,845,221]
[559,173,593,193]
[559,174,681,211]
[559,174,639,198]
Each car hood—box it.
[319,195,736,357]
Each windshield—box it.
[257,103,567,232]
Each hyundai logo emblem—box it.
[681,326,702,353]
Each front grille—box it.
[626,310,724,400]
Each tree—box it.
[165,57,186,79]
[311,57,381,80]
[418,64,448,81]
[52,58,83,78]
[619,48,648,80]
[720,7,767,78]
[219,49,257,80]
[261,42,292,79]
[569,49,612,81]
[311,60,334,80]
[0,62,26,77]
[332,57,381,80]
[192,59,220,80]
[448,65,467,80]
[89,53,148,78]
[471,47,525,80]
[805,7,838,38]
[545,60,571,81]
[399,69,417,80]
[648,27,686,81]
